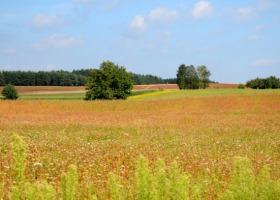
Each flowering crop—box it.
[0,89,279,199]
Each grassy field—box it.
[0,88,279,199]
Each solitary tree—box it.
[176,64,187,90]
[196,65,211,89]
[1,84,19,100]
[85,61,133,100]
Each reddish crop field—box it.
[0,89,279,199]
[0,83,239,94]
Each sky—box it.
[0,0,280,83]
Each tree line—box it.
[0,70,176,86]
[0,71,86,86]
[246,76,280,89]
[73,69,177,85]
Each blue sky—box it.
[0,0,280,83]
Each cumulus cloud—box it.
[129,15,147,35]
[128,7,179,37]
[192,1,213,19]
[33,34,83,50]
[148,7,179,22]
[33,14,64,30]
[252,59,276,66]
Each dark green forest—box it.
[0,69,177,86]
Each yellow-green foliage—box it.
[11,134,26,199]
[220,157,280,200]
[152,159,168,200]
[25,181,56,200]
[136,156,152,200]
[3,136,280,199]
[108,172,124,200]
[168,161,190,200]
[61,165,78,200]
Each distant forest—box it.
[0,69,177,86]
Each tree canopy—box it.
[85,61,133,100]
[0,69,176,86]
[0,71,86,86]
[197,65,211,89]
[176,64,210,90]
[246,76,280,89]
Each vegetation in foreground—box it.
[2,135,279,199]
[0,89,279,199]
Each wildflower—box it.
[34,162,42,167]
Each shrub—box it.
[1,84,18,100]
[237,84,245,89]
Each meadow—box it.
[0,87,279,199]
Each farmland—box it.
[0,87,280,199]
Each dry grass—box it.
[0,89,279,199]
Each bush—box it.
[237,84,245,89]
[1,84,18,100]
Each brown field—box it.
[0,83,239,94]
[0,86,86,94]
[133,83,239,90]
[0,88,279,199]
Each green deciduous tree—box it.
[176,64,187,90]
[246,76,280,89]
[197,65,211,89]
[186,65,199,89]
[1,84,19,100]
[85,61,133,100]
[176,64,206,90]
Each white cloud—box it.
[255,24,264,32]
[0,65,12,70]
[192,1,213,19]
[248,35,259,41]
[33,34,83,51]
[235,8,255,22]
[46,64,57,71]
[258,0,274,11]
[33,14,64,30]
[102,0,123,11]
[148,7,179,22]
[1,47,17,55]
[130,15,147,35]
[252,59,276,66]
[72,0,94,5]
